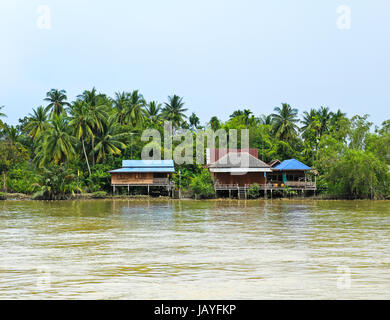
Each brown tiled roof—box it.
[209,152,270,168]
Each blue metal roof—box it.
[109,159,175,173]
[109,167,175,173]
[273,159,312,171]
[122,160,174,168]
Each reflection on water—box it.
[0,199,390,299]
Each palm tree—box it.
[24,106,49,140]
[330,109,347,130]
[113,91,129,125]
[0,106,6,130]
[189,112,200,130]
[77,87,99,106]
[127,90,145,127]
[259,114,273,126]
[35,114,76,166]
[76,88,108,166]
[242,109,253,127]
[229,110,244,118]
[271,103,300,141]
[44,89,70,116]
[209,116,221,131]
[300,109,318,137]
[68,100,95,175]
[317,106,332,136]
[0,106,6,118]
[162,95,188,129]
[93,118,128,163]
[2,125,19,144]
[145,101,162,125]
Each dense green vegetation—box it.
[0,90,389,199]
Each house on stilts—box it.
[108,160,175,195]
[207,149,316,198]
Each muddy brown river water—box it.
[0,199,389,299]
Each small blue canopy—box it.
[273,159,312,171]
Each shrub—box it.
[84,164,112,192]
[0,192,6,200]
[32,165,82,200]
[91,191,108,198]
[6,167,40,194]
[248,183,260,199]
[190,169,215,199]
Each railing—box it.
[285,181,316,188]
[153,178,174,185]
[112,178,174,186]
[214,181,316,190]
[214,184,240,190]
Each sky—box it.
[1,0,389,126]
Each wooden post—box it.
[148,185,150,196]
[127,185,129,195]
[113,185,115,195]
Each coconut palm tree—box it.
[229,110,244,119]
[209,116,221,131]
[68,100,95,175]
[76,88,108,166]
[330,109,347,131]
[2,125,19,144]
[271,103,300,141]
[77,87,99,106]
[242,109,253,127]
[24,106,49,141]
[127,90,146,127]
[35,114,76,166]
[112,91,129,125]
[259,114,273,126]
[0,106,6,130]
[0,106,6,119]
[317,106,332,137]
[93,118,128,163]
[162,95,188,129]
[189,112,200,130]
[44,89,70,116]
[145,101,162,125]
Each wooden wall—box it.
[111,172,164,185]
[212,172,266,186]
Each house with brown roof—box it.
[206,149,316,198]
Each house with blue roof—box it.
[269,159,316,190]
[109,160,175,194]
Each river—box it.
[0,199,389,299]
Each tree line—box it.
[0,88,389,199]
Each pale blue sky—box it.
[1,0,389,126]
